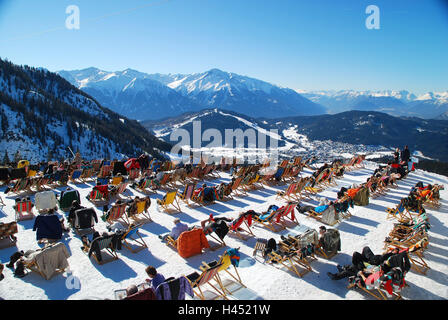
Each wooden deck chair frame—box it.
[137,178,156,194]
[384,240,430,275]
[206,231,227,251]
[158,190,182,213]
[201,254,246,295]
[230,177,248,197]
[24,258,67,280]
[122,224,148,253]
[229,219,255,241]
[186,263,228,300]
[267,249,312,278]
[88,189,108,206]
[253,238,267,258]
[347,280,402,300]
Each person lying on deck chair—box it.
[68,200,85,226]
[158,218,189,242]
[200,214,232,239]
[327,246,400,280]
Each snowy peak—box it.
[59,67,326,120]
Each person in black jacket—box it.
[401,145,411,164]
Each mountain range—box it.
[298,89,448,119]
[57,67,326,120]
[0,58,171,163]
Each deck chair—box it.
[347,268,405,300]
[229,177,248,197]
[266,246,313,278]
[98,165,112,178]
[23,242,70,280]
[177,183,196,207]
[121,224,148,253]
[127,168,140,181]
[58,189,80,212]
[84,234,119,265]
[71,207,98,236]
[0,221,18,249]
[252,206,286,232]
[306,205,340,226]
[69,169,83,183]
[275,203,299,226]
[201,248,246,295]
[135,177,156,194]
[186,263,228,300]
[35,190,58,213]
[276,182,298,201]
[80,168,94,182]
[104,202,129,226]
[14,198,35,221]
[129,198,152,224]
[384,238,430,275]
[111,182,129,199]
[385,200,413,221]
[88,189,108,205]
[228,213,255,241]
[157,190,181,213]
[111,175,123,186]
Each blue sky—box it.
[0,0,447,94]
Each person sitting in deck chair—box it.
[159,218,189,242]
[68,200,85,226]
[145,265,166,291]
[327,246,400,280]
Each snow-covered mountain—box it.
[298,89,448,119]
[57,68,202,121]
[0,59,171,162]
[58,68,327,120]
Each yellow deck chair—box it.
[157,190,181,213]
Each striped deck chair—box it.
[15,199,35,221]
[157,190,181,213]
[8,178,31,195]
[275,203,299,226]
[85,235,119,265]
[177,183,196,207]
[80,168,95,182]
[104,202,129,225]
[228,214,255,241]
[88,189,108,205]
[252,207,285,232]
[276,182,298,201]
[135,178,155,194]
[229,177,247,197]
[98,165,112,178]
[0,221,18,249]
[121,224,148,253]
[127,168,140,181]
[186,263,228,300]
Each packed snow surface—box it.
[0,162,447,300]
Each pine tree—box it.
[3,150,10,165]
